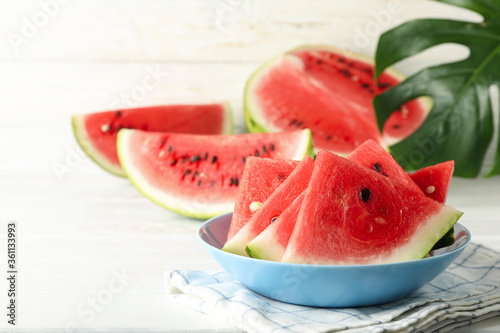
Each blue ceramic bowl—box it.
[198,212,471,308]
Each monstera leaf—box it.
[374,0,500,178]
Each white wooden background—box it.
[0,0,499,331]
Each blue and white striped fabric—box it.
[165,243,500,333]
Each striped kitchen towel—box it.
[165,243,500,333]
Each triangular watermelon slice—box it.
[409,161,454,204]
[73,103,233,177]
[227,157,300,241]
[348,139,422,193]
[282,151,463,265]
[222,156,315,256]
[117,129,313,219]
[245,191,306,261]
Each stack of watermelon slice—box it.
[222,140,461,265]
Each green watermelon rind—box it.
[243,44,433,152]
[72,114,126,177]
[72,102,234,178]
[117,128,315,220]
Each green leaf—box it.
[374,0,500,178]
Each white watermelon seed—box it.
[101,124,110,132]
[249,201,263,212]
[426,186,436,194]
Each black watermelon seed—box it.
[184,169,192,176]
[364,68,372,73]
[170,159,178,166]
[262,145,267,153]
[204,152,208,160]
[182,157,189,164]
[168,145,173,153]
[326,135,332,141]
[242,156,246,163]
[341,69,350,76]
[382,173,388,177]
[338,58,345,63]
[197,180,202,187]
[360,188,371,202]
[255,150,260,157]
[212,156,218,164]
[316,60,322,65]
[193,171,199,178]
[191,155,201,163]
[361,83,370,88]
[271,217,278,223]
[289,119,297,126]
[234,178,239,186]
[116,111,122,118]
[296,121,304,127]
[269,144,275,151]
[392,124,400,129]
[378,83,391,88]
[373,162,382,173]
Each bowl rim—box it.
[198,212,471,270]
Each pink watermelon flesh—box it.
[222,156,315,256]
[409,161,454,204]
[73,103,231,177]
[227,157,299,241]
[348,139,422,193]
[246,191,306,261]
[246,46,428,154]
[117,129,312,219]
[282,151,462,265]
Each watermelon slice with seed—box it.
[72,103,233,177]
[227,157,300,241]
[222,156,314,256]
[244,45,431,155]
[281,151,462,265]
[117,129,313,219]
[245,191,305,261]
[348,139,422,193]
[409,161,455,204]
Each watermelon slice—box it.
[72,103,233,177]
[348,139,422,193]
[409,161,455,204]
[227,157,299,241]
[117,129,313,219]
[244,45,431,155]
[245,191,305,261]
[281,151,463,265]
[222,156,314,256]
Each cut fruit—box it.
[281,151,463,265]
[222,156,315,256]
[117,129,313,219]
[409,161,455,204]
[348,139,422,193]
[72,103,233,177]
[244,44,431,155]
[245,191,305,261]
[227,157,299,241]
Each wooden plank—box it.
[0,0,481,62]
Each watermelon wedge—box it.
[245,191,305,261]
[222,156,314,256]
[409,161,455,204]
[244,45,431,155]
[348,139,422,192]
[227,157,299,241]
[281,151,463,265]
[72,103,233,177]
[117,129,313,219]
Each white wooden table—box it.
[1,1,499,331]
